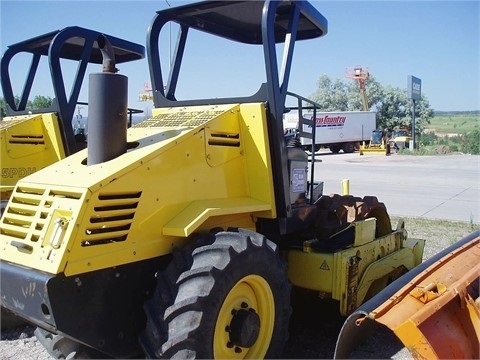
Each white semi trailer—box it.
[284,111,376,153]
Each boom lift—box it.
[0,2,424,358]
[345,66,369,112]
[0,26,145,213]
[345,66,390,155]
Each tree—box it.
[405,93,434,135]
[309,75,433,136]
[0,96,20,119]
[310,74,349,111]
[311,74,384,112]
[462,129,480,155]
[375,86,433,135]
[375,85,409,129]
[345,75,384,112]
[28,95,53,110]
[0,97,6,120]
[1,95,54,120]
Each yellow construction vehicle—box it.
[345,66,390,156]
[360,129,391,155]
[390,127,412,150]
[0,2,424,358]
[0,26,145,214]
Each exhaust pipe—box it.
[97,34,118,74]
[87,34,127,165]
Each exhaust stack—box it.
[87,34,127,165]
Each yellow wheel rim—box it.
[213,275,275,359]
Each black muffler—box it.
[87,34,128,165]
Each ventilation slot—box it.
[1,185,83,252]
[9,135,45,145]
[16,186,45,196]
[81,234,128,247]
[49,189,82,199]
[82,192,141,247]
[208,133,240,147]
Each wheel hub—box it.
[228,308,260,348]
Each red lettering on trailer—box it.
[311,115,347,127]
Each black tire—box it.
[159,228,291,359]
[139,234,214,358]
[34,328,109,359]
[329,145,341,154]
[342,142,355,153]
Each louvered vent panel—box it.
[1,186,82,246]
[82,192,142,246]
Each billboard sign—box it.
[408,75,421,101]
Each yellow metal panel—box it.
[0,183,87,275]
[353,217,376,246]
[41,113,66,160]
[359,148,387,155]
[204,107,242,167]
[238,103,276,219]
[395,319,438,358]
[355,242,424,305]
[163,197,271,237]
[0,103,277,276]
[286,221,424,315]
[1,113,65,193]
[287,250,335,293]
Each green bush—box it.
[450,135,462,144]
[419,132,438,146]
[462,130,480,154]
[449,144,459,152]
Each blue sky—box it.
[1,0,479,115]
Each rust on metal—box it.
[409,282,447,304]
[346,255,361,314]
[335,230,480,359]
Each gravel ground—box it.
[2,216,476,359]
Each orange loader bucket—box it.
[335,230,480,359]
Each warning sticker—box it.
[320,260,330,271]
[292,168,305,193]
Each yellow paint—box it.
[287,220,425,315]
[1,113,66,194]
[214,275,274,359]
[0,103,277,276]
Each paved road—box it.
[310,151,479,223]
